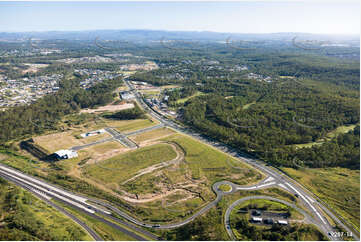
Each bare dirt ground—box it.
[84,145,132,165]
[0,153,8,161]
[21,63,49,74]
[80,103,134,113]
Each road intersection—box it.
[0,79,357,241]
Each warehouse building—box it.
[54,149,78,159]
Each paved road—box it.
[104,127,138,148]
[224,195,315,240]
[124,123,165,136]
[71,137,114,151]
[0,171,102,241]
[126,79,359,241]
[0,164,156,241]
[0,79,356,241]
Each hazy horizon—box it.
[0,1,359,34]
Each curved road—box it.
[0,78,357,241]
[224,195,314,240]
[126,79,359,241]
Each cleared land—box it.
[175,91,204,104]
[129,127,176,144]
[33,130,111,153]
[293,124,357,149]
[161,133,263,184]
[282,167,360,231]
[103,118,159,133]
[83,143,178,186]
[80,103,134,114]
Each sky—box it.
[0,1,359,34]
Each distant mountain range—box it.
[0,29,359,43]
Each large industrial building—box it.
[120,91,135,100]
[54,149,78,159]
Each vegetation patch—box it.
[282,167,360,232]
[218,184,232,192]
[83,143,178,185]
[129,127,175,144]
[0,177,92,241]
[161,134,263,184]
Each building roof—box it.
[54,149,76,156]
[252,217,263,222]
[277,220,288,224]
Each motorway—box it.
[125,79,359,241]
[0,164,158,241]
[0,79,357,241]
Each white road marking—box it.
[286,182,326,224]
[264,176,275,183]
[30,188,52,200]
[0,168,95,214]
[278,183,289,191]
[236,181,276,190]
[0,165,88,203]
[257,181,276,188]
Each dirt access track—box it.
[81,103,134,113]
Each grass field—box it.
[0,177,92,241]
[34,131,83,153]
[282,167,360,231]
[231,199,304,220]
[129,127,175,144]
[175,91,204,104]
[105,118,159,133]
[33,130,111,153]
[219,184,232,192]
[293,124,357,149]
[242,101,256,110]
[83,141,124,154]
[161,134,263,184]
[159,187,320,241]
[226,189,325,241]
[83,143,177,186]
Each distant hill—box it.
[0,29,359,44]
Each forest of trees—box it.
[0,75,123,144]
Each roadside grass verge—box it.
[0,177,92,241]
[52,200,136,241]
[282,167,360,232]
[129,127,175,144]
[158,187,325,241]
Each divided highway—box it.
[0,164,158,241]
[0,78,357,241]
[125,79,359,241]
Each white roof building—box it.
[251,217,263,222]
[54,149,78,159]
[277,220,288,225]
[120,91,135,100]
